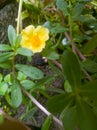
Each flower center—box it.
[30,35,41,47]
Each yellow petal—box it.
[20,25,49,53]
[34,26,49,42]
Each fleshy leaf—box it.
[0,44,12,51]
[17,47,33,56]
[0,82,8,96]
[8,25,16,46]
[15,64,43,80]
[0,52,13,63]
[21,80,35,90]
[11,80,22,108]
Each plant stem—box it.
[22,87,63,128]
[64,32,86,61]
[17,0,23,35]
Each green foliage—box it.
[61,50,81,89]
[76,98,97,130]
[0,44,12,51]
[17,47,33,56]
[11,80,22,108]
[8,25,16,46]
[15,64,44,80]
[1,0,97,130]
[56,0,69,16]
[41,115,53,130]
[60,105,77,130]
[47,93,73,114]
[0,82,8,96]
[82,34,97,54]
[47,50,97,130]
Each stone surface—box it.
[0,2,18,44]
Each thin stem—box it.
[82,68,92,81]
[22,87,63,128]
[52,60,62,70]
[64,32,86,61]
[17,0,23,35]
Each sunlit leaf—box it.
[0,82,8,96]
[21,80,35,90]
[15,34,22,48]
[17,47,33,56]
[0,44,12,51]
[8,25,16,46]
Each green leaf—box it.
[0,115,4,125]
[82,59,97,73]
[21,80,35,90]
[80,80,97,107]
[8,25,16,46]
[43,22,68,34]
[11,80,22,108]
[24,2,40,14]
[64,80,72,93]
[15,64,44,80]
[60,105,77,130]
[42,48,59,60]
[5,92,13,107]
[0,73,3,82]
[80,80,97,96]
[0,52,13,63]
[22,10,29,20]
[0,82,8,96]
[15,34,22,48]
[21,107,38,121]
[41,115,53,130]
[17,71,27,81]
[0,44,12,51]
[47,93,73,114]
[82,34,97,54]
[56,0,69,16]
[72,3,84,20]
[77,98,97,130]
[4,74,11,84]
[0,61,12,69]
[17,47,33,56]
[61,50,81,90]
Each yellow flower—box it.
[20,25,49,53]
